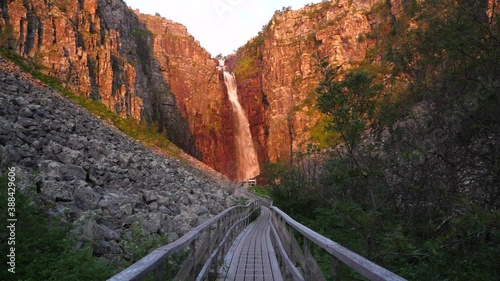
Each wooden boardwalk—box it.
[109,200,407,281]
[219,207,283,281]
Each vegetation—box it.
[233,23,266,81]
[267,0,500,280]
[0,172,118,280]
[248,185,271,198]
[0,50,180,158]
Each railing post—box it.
[303,238,311,280]
[216,218,221,245]
[207,227,212,255]
[190,239,196,281]
[154,260,166,281]
[332,256,340,281]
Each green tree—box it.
[316,63,382,151]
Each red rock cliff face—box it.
[137,13,237,179]
[229,0,384,163]
[0,0,238,179]
[0,0,403,178]
[1,0,145,119]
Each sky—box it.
[123,0,323,56]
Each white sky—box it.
[123,0,323,56]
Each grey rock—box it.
[58,147,84,165]
[74,183,101,210]
[157,195,170,206]
[142,213,163,234]
[8,86,19,94]
[3,145,21,162]
[81,220,97,241]
[120,203,134,216]
[41,180,75,202]
[95,224,120,241]
[40,161,87,181]
[17,117,37,128]
[167,204,181,215]
[93,240,122,257]
[122,215,137,228]
[142,190,158,204]
[61,164,87,181]
[19,107,34,118]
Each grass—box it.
[0,49,181,158]
[248,185,271,198]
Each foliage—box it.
[122,223,170,263]
[0,172,118,281]
[248,185,271,198]
[265,1,500,279]
[233,25,266,81]
[316,64,383,149]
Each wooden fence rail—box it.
[109,200,264,281]
[269,206,408,281]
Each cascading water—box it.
[219,60,260,181]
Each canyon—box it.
[0,0,394,178]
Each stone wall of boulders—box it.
[0,56,240,259]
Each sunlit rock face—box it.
[0,0,400,178]
[136,13,237,179]
[0,0,238,179]
[228,0,383,163]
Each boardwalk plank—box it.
[219,207,283,281]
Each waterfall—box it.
[219,60,260,181]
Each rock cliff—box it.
[136,13,237,179]
[229,0,384,163]
[0,0,238,178]
[0,0,401,176]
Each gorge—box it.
[0,0,382,179]
[1,0,499,279]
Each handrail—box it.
[195,210,253,280]
[270,206,407,281]
[269,222,305,281]
[109,200,263,281]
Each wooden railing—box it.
[109,200,264,281]
[269,206,407,281]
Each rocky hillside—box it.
[0,0,238,178]
[0,56,238,259]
